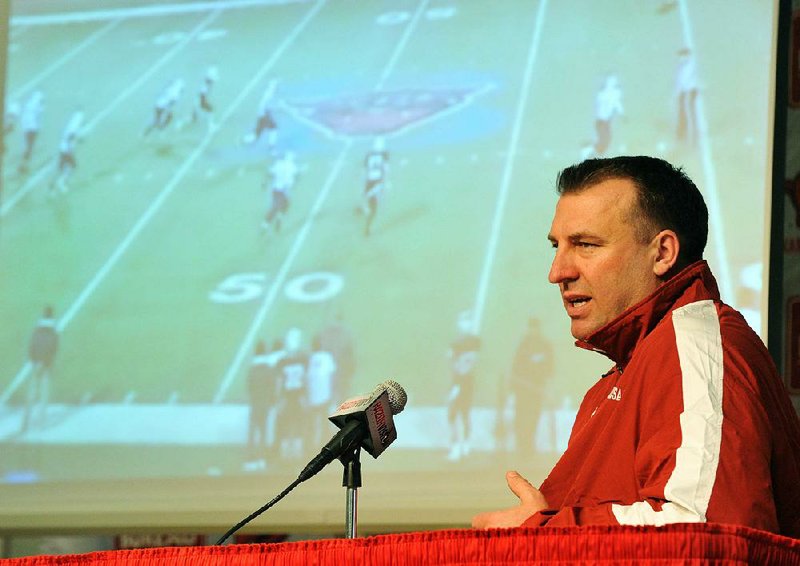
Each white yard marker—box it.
[677,0,732,301]
[472,0,548,332]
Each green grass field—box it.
[0,0,776,486]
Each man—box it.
[317,312,356,402]
[581,74,624,160]
[675,48,699,144]
[22,305,59,432]
[244,340,274,471]
[509,316,553,456]
[143,78,184,137]
[49,109,85,194]
[244,79,279,149]
[446,311,481,461]
[18,90,44,174]
[275,327,309,459]
[591,74,624,157]
[358,137,390,237]
[190,65,219,132]
[306,336,337,446]
[262,151,299,234]
[472,156,800,537]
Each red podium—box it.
[2,524,799,565]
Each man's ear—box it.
[652,229,680,277]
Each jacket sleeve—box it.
[522,505,619,527]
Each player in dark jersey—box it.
[275,328,309,460]
[22,305,59,432]
[509,316,553,457]
[446,312,481,461]
[358,137,389,237]
[244,79,278,150]
[244,340,273,470]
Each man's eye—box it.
[577,242,596,248]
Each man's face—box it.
[547,178,663,341]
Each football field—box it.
[0,0,774,483]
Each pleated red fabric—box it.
[3,523,799,565]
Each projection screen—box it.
[0,0,783,533]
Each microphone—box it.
[297,380,407,482]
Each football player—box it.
[49,109,85,194]
[262,151,299,234]
[359,136,390,237]
[143,78,184,137]
[446,311,481,461]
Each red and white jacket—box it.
[523,261,800,537]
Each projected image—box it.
[0,0,775,492]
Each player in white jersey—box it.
[262,151,299,234]
[143,78,184,137]
[358,137,390,237]
[244,79,279,149]
[675,48,699,144]
[189,65,218,132]
[582,74,624,159]
[307,336,337,446]
[49,109,85,194]
[18,90,44,174]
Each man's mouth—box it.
[565,296,591,310]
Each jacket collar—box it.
[575,260,720,367]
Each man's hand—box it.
[471,471,548,529]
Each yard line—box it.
[1,10,219,217]
[374,0,429,91]
[214,0,432,402]
[472,0,548,332]
[677,0,732,302]
[0,3,323,405]
[8,18,122,104]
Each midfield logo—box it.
[282,85,493,139]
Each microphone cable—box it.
[215,475,303,545]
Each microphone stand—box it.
[340,445,362,539]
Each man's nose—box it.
[548,249,577,285]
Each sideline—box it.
[0,403,575,453]
[11,0,307,26]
